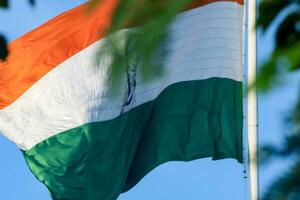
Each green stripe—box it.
[23,78,243,200]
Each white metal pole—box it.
[247,0,258,200]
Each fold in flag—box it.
[0,0,244,199]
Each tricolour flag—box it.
[0,0,244,199]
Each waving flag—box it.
[0,0,244,199]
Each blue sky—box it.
[0,1,298,199]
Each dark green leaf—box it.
[28,0,35,6]
[263,161,300,200]
[275,11,300,48]
[256,41,300,91]
[259,145,280,164]
[0,34,8,61]
[0,0,8,8]
[257,0,291,32]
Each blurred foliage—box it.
[256,0,300,91]
[92,0,194,87]
[0,35,8,60]
[258,0,300,199]
[0,0,35,8]
[0,0,8,60]
[0,0,8,8]
[260,99,300,200]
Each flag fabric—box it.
[0,0,244,199]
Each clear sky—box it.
[0,1,298,200]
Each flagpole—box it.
[247,0,258,200]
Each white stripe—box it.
[0,2,244,150]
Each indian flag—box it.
[0,0,244,199]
